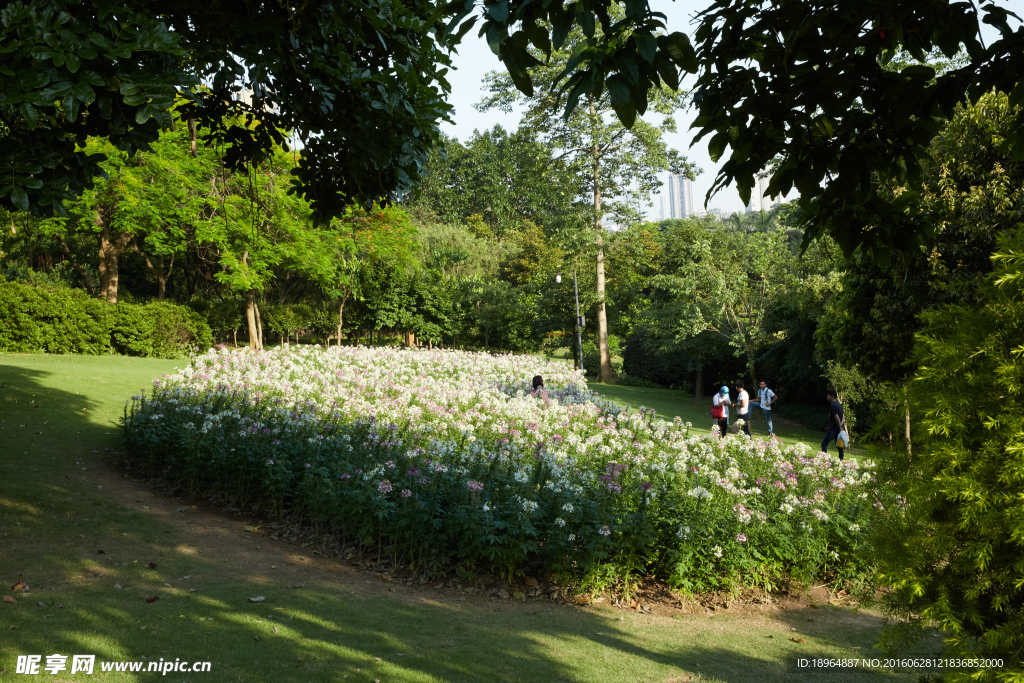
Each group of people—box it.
[711,381,848,459]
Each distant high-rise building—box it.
[666,174,695,219]
[746,174,779,213]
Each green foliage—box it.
[820,92,1024,382]
[1,0,461,222]
[873,225,1024,677]
[0,280,210,357]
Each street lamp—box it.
[556,271,585,374]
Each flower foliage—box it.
[122,346,877,591]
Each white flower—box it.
[848,523,860,532]
[554,517,566,527]
[482,503,491,512]
[713,545,723,559]
[568,534,576,541]
[676,526,690,539]
[687,486,713,500]
[562,502,575,513]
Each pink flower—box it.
[466,480,484,492]
[341,473,350,479]
[736,534,747,543]
[401,489,412,498]
[378,480,393,494]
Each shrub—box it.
[0,281,211,358]
[122,346,880,593]
[873,228,1024,677]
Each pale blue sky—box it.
[438,0,1013,220]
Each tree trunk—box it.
[96,210,133,303]
[255,303,264,349]
[746,347,758,387]
[245,291,261,350]
[905,404,912,457]
[694,364,703,404]
[590,118,617,384]
[337,293,348,348]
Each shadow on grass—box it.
[1,361,905,682]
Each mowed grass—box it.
[586,382,852,455]
[0,352,901,682]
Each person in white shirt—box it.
[755,380,776,436]
[712,386,731,437]
[735,380,751,436]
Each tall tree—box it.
[477,17,697,382]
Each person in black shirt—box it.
[821,389,846,460]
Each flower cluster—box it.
[121,346,879,591]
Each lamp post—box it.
[556,271,585,373]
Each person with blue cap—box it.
[711,385,732,437]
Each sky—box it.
[437,0,1013,221]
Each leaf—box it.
[248,596,266,602]
[485,0,508,23]
[634,31,657,63]
[114,583,123,589]
[791,637,806,643]
[145,596,160,603]
[148,562,158,569]
[9,186,29,212]
[3,595,17,604]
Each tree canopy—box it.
[0,0,458,221]
[463,0,1023,259]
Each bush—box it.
[873,228,1024,677]
[122,346,881,593]
[0,281,211,358]
[582,334,622,376]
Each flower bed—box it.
[122,346,879,592]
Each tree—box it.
[872,224,1024,678]
[465,0,1024,259]
[646,222,795,388]
[819,92,1024,381]
[417,127,583,240]
[1,0,459,221]
[477,15,697,382]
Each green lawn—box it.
[586,382,851,455]
[1,353,897,681]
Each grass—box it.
[0,352,901,681]
[586,382,854,455]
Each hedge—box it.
[0,281,212,358]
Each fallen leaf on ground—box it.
[164,583,171,587]
[148,563,157,569]
[273,627,278,634]
[249,596,265,603]
[145,597,160,604]
[3,596,16,604]
[11,582,26,592]
[114,584,122,590]
[791,638,806,644]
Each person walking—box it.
[712,386,731,437]
[755,380,776,437]
[821,389,846,460]
[735,380,752,436]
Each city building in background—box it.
[745,174,779,213]
[666,174,695,219]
